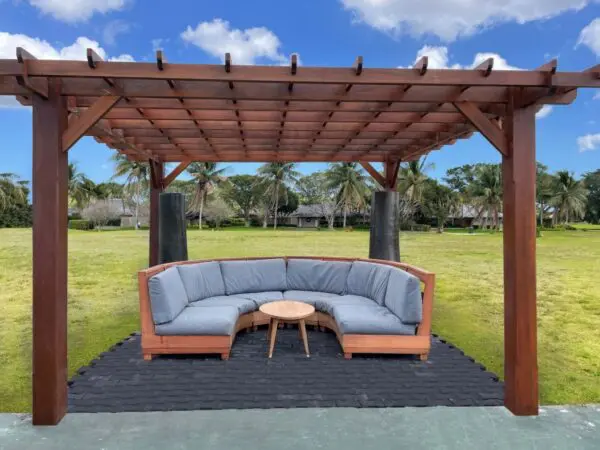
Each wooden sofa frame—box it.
[138,256,435,361]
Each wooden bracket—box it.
[163,161,191,187]
[16,47,48,99]
[454,101,508,156]
[384,160,401,190]
[360,162,385,189]
[62,95,121,152]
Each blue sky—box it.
[0,0,599,184]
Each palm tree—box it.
[68,163,95,210]
[469,164,502,230]
[550,171,588,224]
[187,162,228,229]
[111,154,150,229]
[0,173,27,211]
[257,162,300,229]
[325,162,369,228]
[536,163,554,227]
[398,158,434,207]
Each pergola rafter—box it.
[1,47,598,426]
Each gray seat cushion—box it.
[237,291,284,307]
[283,290,339,308]
[384,269,423,324]
[346,261,393,305]
[220,259,287,295]
[332,304,416,336]
[155,306,239,336]
[177,261,226,302]
[148,267,189,325]
[316,294,377,315]
[286,259,352,294]
[189,295,257,314]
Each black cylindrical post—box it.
[158,192,188,264]
[369,190,400,262]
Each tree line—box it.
[1,155,599,230]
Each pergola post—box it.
[149,161,164,267]
[32,78,69,425]
[501,91,538,415]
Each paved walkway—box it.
[1,406,599,449]
[68,330,502,412]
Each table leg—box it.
[299,319,310,357]
[268,318,279,358]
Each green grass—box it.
[1,228,599,411]
[570,223,600,231]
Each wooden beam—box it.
[15,48,48,99]
[32,78,68,425]
[502,89,538,416]
[384,160,401,190]
[62,95,121,151]
[360,162,385,188]
[163,161,190,187]
[454,101,508,156]
[149,161,164,266]
[414,56,428,75]
[1,59,598,87]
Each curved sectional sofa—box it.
[138,257,435,361]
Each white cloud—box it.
[577,133,600,152]
[152,38,166,52]
[405,45,521,70]
[578,18,600,56]
[536,105,553,119]
[0,32,134,61]
[28,0,129,23]
[0,32,134,108]
[181,18,288,65]
[413,46,451,69]
[341,0,594,42]
[103,19,131,46]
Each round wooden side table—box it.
[259,300,315,358]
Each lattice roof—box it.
[1,49,598,163]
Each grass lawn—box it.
[1,228,599,411]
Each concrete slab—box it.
[1,406,599,450]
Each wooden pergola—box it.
[1,47,597,425]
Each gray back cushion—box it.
[148,267,189,325]
[220,258,287,295]
[384,269,423,324]
[177,262,225,302]
[286,259,352,294]
[346,261,393,305]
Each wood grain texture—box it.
[62,95,120,152]
[149,161,163,267]
[502,90,539,416]
[32,78,68,425]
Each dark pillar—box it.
[502,91,538,415]
[149,161,163,266]
[32,79,68,425]
[369,190,401,261]
[159,192,188,264]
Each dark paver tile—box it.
[68,330,503,412]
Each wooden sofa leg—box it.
[143,353,153,361]
[419,353,429,361]
[344,352,352,360]
[221,352,230,361]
